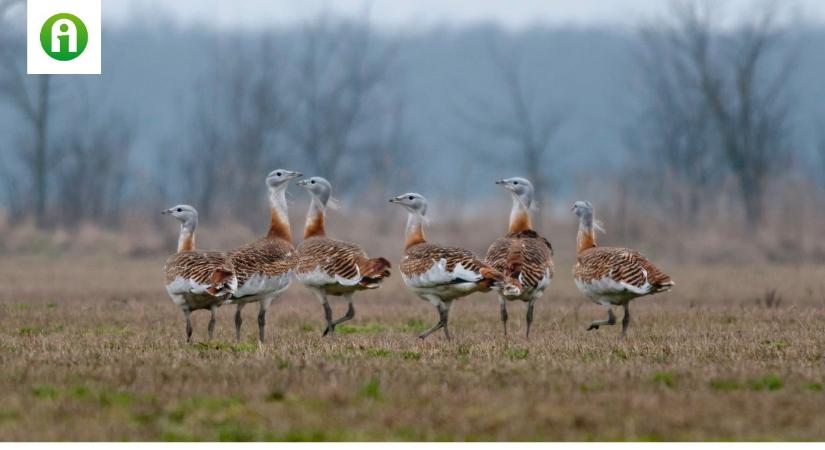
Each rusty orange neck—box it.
[405,213,427,250]
[577,228,596,254]
[267,207,293,242]
[508,207,533,234]
[303,201,326,239]
[178,230,195,253]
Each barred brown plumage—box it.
[224,169,302,344]
[485,177,554,337]
[161,204,236,343]
[296,177,391,336]
[391,192,514,341]
[572,200,674,337]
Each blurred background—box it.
[1,0,825,264]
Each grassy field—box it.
[2,255,825,441]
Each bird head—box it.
[496,177,534,208]
[389,192,428,216]
[161,204,198,224]
[296,176,332,206]
[266,169,302,189]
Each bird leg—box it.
[587,308,616,331]
[234,303,245,342]
[419,296,450,341]
[499,296,508,337]
[330,294,355,329]
[621,304,631,338]
[207,304,217,341]
[258,296,274,344]
[317,292,335,336]
[183,307,193,344]
[442,300,453,341]
[526,297,538,339]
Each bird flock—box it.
[163,170,674,344]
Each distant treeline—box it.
[1,1,825,233]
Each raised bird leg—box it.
[419,296,450,341]
[621,304,631,338]
[499,296,508,337]
[316,291,335,336]
[442,300,453,341]
[234,303,245,342]
[330,293,355,329]
[258,296,275,344]
[207,304,218,341]
[183,307,193,343]
[587,308,615,331]
[526,296,538,339]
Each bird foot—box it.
[587,324,600,331]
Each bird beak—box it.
[161,209,169,215]
[296,179,308,187]
[495,179,506,185]
[290,171,303,179]
[389,197,400,203]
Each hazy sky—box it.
[108,0,825,30]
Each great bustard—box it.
[162,205,237,343]
[571,201,674,337]
[485,177,554,338]
[389,193,518,341]
[295,177,392,336]
[224,169,301,344]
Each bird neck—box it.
[267,186,292,242]
[405,212,427,250]
[577,219,596,254]
[177,220,196,253]
[303,197,326,239]
[508,196,533,233]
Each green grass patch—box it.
[748,375,783,391]
[366,348,393,358]
[299,324,314,332]
[276,358,290,370]
[805,382,823,392]
[46,301,58,309]
[18,327,37,336]
[710,379,743,391]
[578,383,604,393]
[401,351,421,361]
[31,384,59,400]
[396,319,428,333]
[611,348,628,360]
[336,323,385,334]
[359,377,382,400]
[457,344,472,356]
[652,372,677,389]
[506,347,529,360]
[230,343,257,353]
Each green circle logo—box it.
[40,13,88,61]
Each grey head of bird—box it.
[161,204,198,224]
[296,176,332,206]
[496,177,534,208]
[389,192,428,216]
[265,169,302,189]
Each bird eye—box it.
[310,180,316,184]
[513,181,519,185]
[276,172,282,177]
[408,196,414,200]
[176,208,182,212]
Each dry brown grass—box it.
[2,255,825,441]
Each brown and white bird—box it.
[485,177,554,337]
[162,205,237,343]
[390,193,518,341]
[295,177,392,335]
[571,201,674,337]
[224,169,301,344]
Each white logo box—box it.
[27,0,101,74]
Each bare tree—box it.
[285,16,401,191]
[184,34,289,222]
[638,0,795,228]
[459,39,565,205]
[0,0,53,227]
